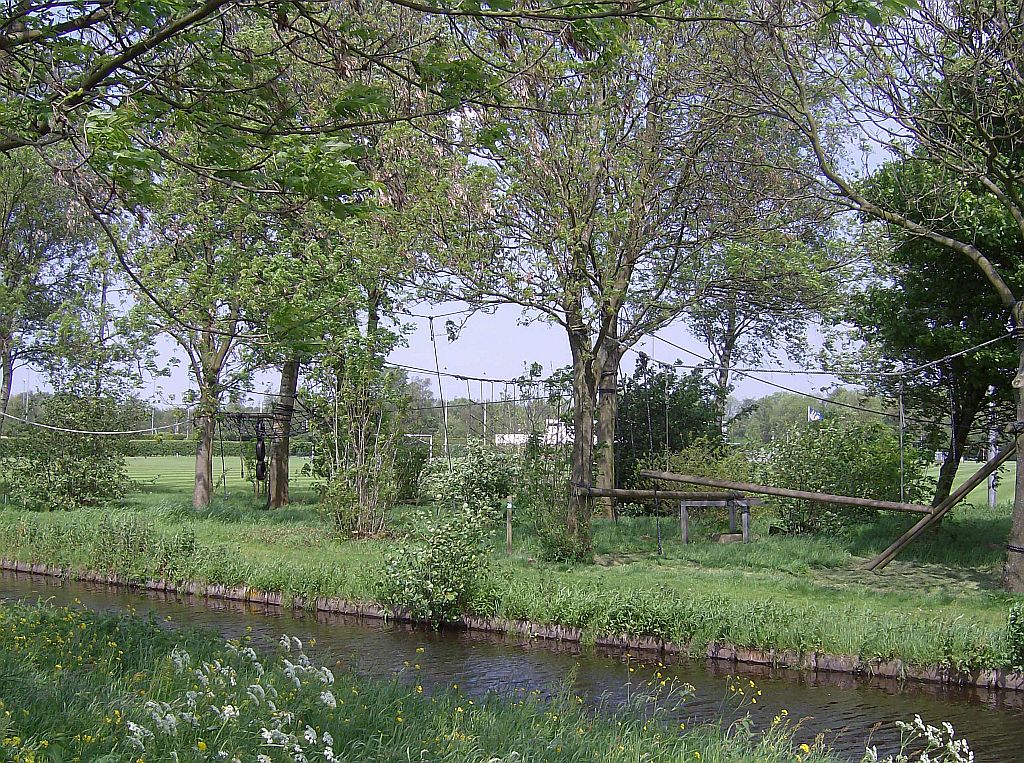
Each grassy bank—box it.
[1,495,1022,675]
[0,456,1019,676]
[0,600,838,763]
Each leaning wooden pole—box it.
[866,437,1018,571]
[639,470,933,514]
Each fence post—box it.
[741,501,750,543]
[506,495,514,554]
[680,501,689,544]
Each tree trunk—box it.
[268,356,300,509]
[193,412,216,509]
[931,386,984,506]
[1003,333,1024,592]
[0,347,13,437]
[595,350,621,520]
[568,339,597,558]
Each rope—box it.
[0,410,182,436]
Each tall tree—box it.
[724,0,1024,589]
[429,22,819,552]
[844,219,1017,505]
[0,150,89,433]
[685,240,838,431]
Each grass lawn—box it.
[0,456,1021,672]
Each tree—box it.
[685,240,838,431]
[615,356,720,487]
[0,150,88,432]
[725,0,1024,589]
[428,22,810,554]
[844,220,1017,506]
[124,170,267,508]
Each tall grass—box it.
[1,508,1021,672]
[0,600,841,763]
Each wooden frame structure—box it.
[641,439,1019,569]
[571,485,761,544]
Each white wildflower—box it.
[319,690,337,709]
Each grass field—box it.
[0,455,1021,673]
[127,454,319,503]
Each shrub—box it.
[755,416,931,533]
[376,506,492,622]
[1008,602,1024,671]
[641,436,752,523]
[418,441,519,517]
[394,438,429,501]
[0,393,135,510]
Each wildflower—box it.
[320,691,337,709]
[197,740,208,751]
[799,744,811,753]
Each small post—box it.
[680,500,689,544]
[741,501,750,543]
[728,500,737,533]
[506,495,514,554]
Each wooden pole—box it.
[867,437,1018,571]
[640,470,933,514]
[741,502,750,543]
[572,485,747,501]
[506,496,513,554]
[728,500,737,533]
[680,501,689,544]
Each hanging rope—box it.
[898,382,906,503]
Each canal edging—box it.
[5,558,1023,693]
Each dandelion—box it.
[197,740,208,751]
[799,744,810,753]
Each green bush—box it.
[755,417,931,533]
[418,441,519,517]
[641,436,752,523]
[394,438,429,501]
[0,393,135,510]
[376,506,492,623]
[1008,602,1024,671]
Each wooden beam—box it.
[639,470,933,514]
[866,437,1018,571]
[571,485,748,501]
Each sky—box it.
[11,301,844,412]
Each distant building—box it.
[494,419,574,446]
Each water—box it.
[2,570,1021,761]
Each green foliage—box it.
[377,507,492,623]
[616,358,721,487]
[418,441,519,517]
[641,437,753,522]
[756,417,931,533]
[1008,602,1024,671]
[0,393,136,511]
[317,474,362,536]
[394,438,429,502]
